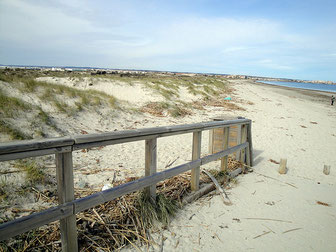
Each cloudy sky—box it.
[0,0,335,81]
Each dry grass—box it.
[141,102,192,117]
[205,98,246,111]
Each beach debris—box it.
[80,129,89,134]
[253,231,272,239]
[310,121,318,124]
[278,158,287,174]
[243,217,292,223]
[269,159,280,164]
[202,170,232,206]
[233,218,241,223]
[224,97,232,100]
[316,201,331,207]
[265,201,275,206]
[101,183,113,191]
[214,232,222,242]
[255,172,297,188]
[262,224,276,234]
[300,125,307,128]
[189,214,196,220]
[282,228,302,234]
[323,165,331,175]
[165,156,180,168]
[175,239,180,248]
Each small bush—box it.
[137,192,178,228]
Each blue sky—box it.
[0,0,335,81]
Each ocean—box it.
[257,80,336,93]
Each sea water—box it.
[257,81,336,93]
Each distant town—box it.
[0,64,335,85]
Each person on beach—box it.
[332,95,335,105]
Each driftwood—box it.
[202,170,232,206]
[183,167,243,204]
[243,217,292,223]
[282,227,302,234]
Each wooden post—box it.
[145,138,157,200]
[245,145,251,167]
[55,152,78,252]
[247,122,253,166]
[191,131,202,191]
[323,165,330,175]
[220,127,230,172]
[240,125,247,170]
[279,158,287,174]
[208,129,214,154]
[236,124,242,160]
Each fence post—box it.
[240,124,247,170]
[145,138,157,200]
[247,122,253,166]
[220,127,230,172]
[191,131,202,191]
[55,152,78,252]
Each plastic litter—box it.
[102,183,113,191]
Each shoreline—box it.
[249,80,335,103]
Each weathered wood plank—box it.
[208,129,214,154]
[279,159,287,174]
[201,142,248,165]
[191,131,202,191]
[0,203,73,241]
[56,152,78,252]
[246,145,251,167]
[72,120,251,151]
[0,146,72,162]
[73,119,251,144]
[0,137,74,154]
[220,127,230,172]
[240,124,247,168]
[247,122,253,166]
[145,138,157,200]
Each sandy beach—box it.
[130,80,336,252]
[1,75,336,251]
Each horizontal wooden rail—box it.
[0,119,251,161]
[0,142,247,241]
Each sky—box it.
[0,0,336,81]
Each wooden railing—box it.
[0,118,252,251]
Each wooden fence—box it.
[0,118,252,251]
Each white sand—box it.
[133,81,336,252]
[2,77,336,250]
